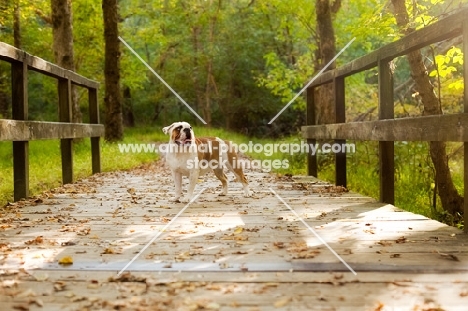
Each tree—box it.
[391,0,463,215]
[13,0,21,48]
[102,0,123,141]
[51,0,81,123]
[314,0,341,125]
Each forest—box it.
[0,0,467,227]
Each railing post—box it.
[11,59,29,201]
[463,20,468,233]
[306,86,317,177]
[89,88,101,174]
[334,77,346,187]
[378,58,395,204]
[58,78,73,184]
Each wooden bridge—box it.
[1,8,468,311]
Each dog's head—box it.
[162,121,195,146]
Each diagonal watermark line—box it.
[119,36,207,125]
[268,37,356,124]
[269,188,357,275]
[117,188,206,276]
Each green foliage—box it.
[430,47,464,98]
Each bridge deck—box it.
[1,160,467,310]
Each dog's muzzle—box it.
[175,128,192,146]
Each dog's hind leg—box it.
[225,157,251,197]
[213,168,229,196]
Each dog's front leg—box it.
[172,171,183,202]
[181,169,199,203]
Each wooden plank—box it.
[11,60,29,201]
[0,161,467,311]
[308,8,466,88]
[334,77,346,187]
[464,20,468,233]
[302,113,468,141]
[88,88,101,174]
[58,79,73,184]
[0,120,104,141]
[378,59,394,204]
[0,42,99,89]
[306,87,317,177]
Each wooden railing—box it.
[0,42,104,201]
[302,9,468,231]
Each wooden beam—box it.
[378,59,395,205]
[0,42,99,89]
[306,87,317,177]
[334,77,346,188]
[0,120,104,141]
[88,88,101,174]
[58,78,73,184]
[302,113,468,142]
[11,60,29,201]
[463,20,468,233]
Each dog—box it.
[162,121,251,202]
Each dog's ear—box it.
[162,123,177,135]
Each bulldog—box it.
[162,121,251,202]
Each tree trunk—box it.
[122,86,135,127]
[13,0,21,48]
[314,0,341,125]
[51,0,81,123]
[191,25,204,123]
[102,0,123,141]
[391,0,463,215]
[203,0,221,127]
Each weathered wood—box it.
[1,163,467,310]
[302,113,468,142]
[11,60,29,201]
[89,88,101,174]
[464,20,468,233]
[308,8,466,87]
[0,120,104,141]
[58,78,73,184]
[378,59,394,204]
[0,42,99,89]
[334,77,346,187]
[306,87,317,177]
[1,41,102,202]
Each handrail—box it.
[301,9,468,232]
[0,42,104,201]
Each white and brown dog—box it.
[162,121,251,202]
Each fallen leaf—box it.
[395,236,407,244]
[25,236,43,245]
[437,251,459,261]
[274,297,291,308]
[108,272,146,283]
[58,256,73,265]
[273,242,285,249]
[377,240,392,247]
[32,273,49,281]
[233,227,243,235]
